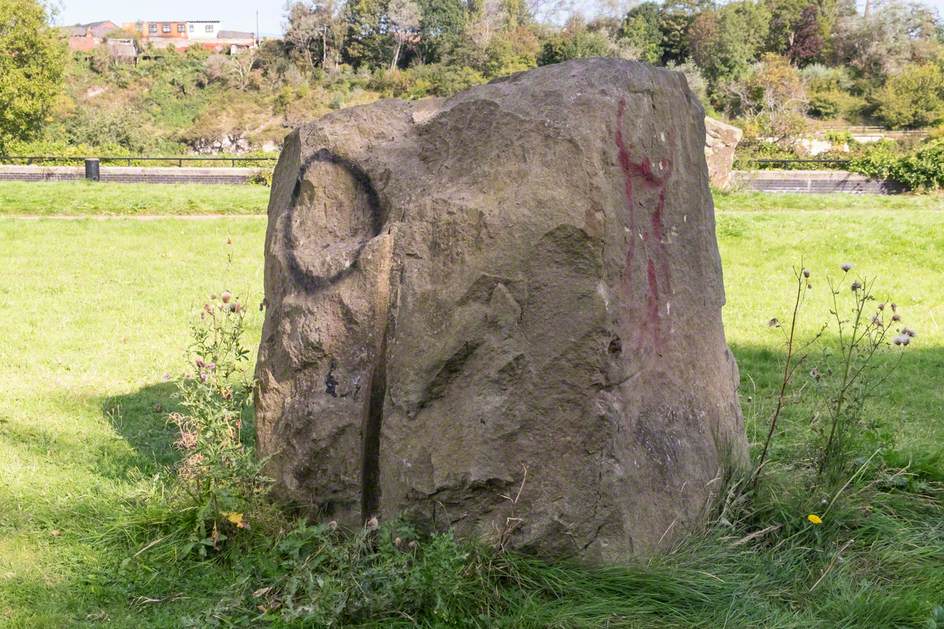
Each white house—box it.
[186,20,221,40]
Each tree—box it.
[466,0,511,50]
[874,63,944,128]
[0,0,66,151]
[726,54,808,124]
[388,0,421,68]
[618,2,662,63]
[689,1,770,87]
[483,25,539,76]
[417,0,469,63]
[788,5,824,65]
[206,51,258,91]
[657,0,708,64]
[764,0,807,54]
[342,0,393,69]
[537,17,611,65]
[285,0,342,74]
[832,0,941,82]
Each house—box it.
[130,20,255,52]
[212,30,257,54]
[62,20,118,52]
[187,21,222,41]
[133,20,197,48]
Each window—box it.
[162,23,170,33]
[177,23,186,33]
[148,23,157,33]
[205,24,214,32]
[189,24,194,32]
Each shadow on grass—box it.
[97,345,943,485]
[102,381,182,475]
[730,342,944,481]
[101,380,258,478]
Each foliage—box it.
[656,0,705,64]
[832,1,941,81]
[689,1,771,88]
[802,63,865,120]
[162,289,270,557]
[4,0,938,160]
[342,0,396,69]
[370,62,486,97]
[788,4,824,65]
[537,20,612,65]
[764,0,811,56]
[483,26,540,77]
[618,2,663,63]
[416,0,468,63]
[807,87,866,120]
[850,139,944,190]
[724,54,808,139]
[873,63,944,129]
[0,0,66,151]
[284,0,344,74]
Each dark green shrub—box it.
[873,63,944,129]
[807,88,867,120]
[537,29,611,66]
[850,139,944,190]
[369,64,485,98]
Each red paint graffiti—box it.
[615,98,674,351]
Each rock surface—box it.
[704,116,743,189]
[255,58,747,562]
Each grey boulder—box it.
[255,58,747,562]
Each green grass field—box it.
[0,181,270,216]
[1,184,942,627]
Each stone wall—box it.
[732,170,903,194]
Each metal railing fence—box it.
[0,155,277,168]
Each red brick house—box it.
[129,20,255,52]
[63,21,118,52]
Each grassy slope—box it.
[0,182,939,217]
[0,182,270,216]
[714,190,944,212]
[0,192,942,626]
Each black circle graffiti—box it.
[284,148,384,293]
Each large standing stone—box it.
[255,58,747,562]
[704,116,743,189]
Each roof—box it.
[139,19,220,23]
[217,30,255,40]
[63,21,117,38]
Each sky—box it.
[54,0,944,37]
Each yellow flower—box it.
[807,514,823,525]
[223,512,246,528]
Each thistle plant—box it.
[756,263,913,486]
[753,264,821,485]
[810,267,912,479]
[168,290,270,555]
